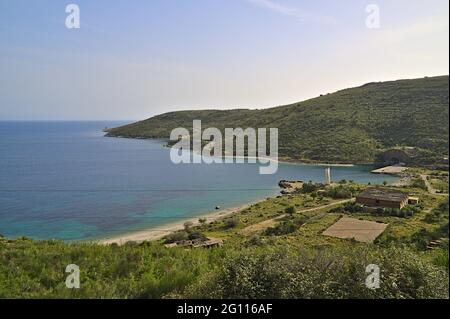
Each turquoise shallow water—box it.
[0,121,398,241]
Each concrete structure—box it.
[325,167,331,185]
[376,148,416,166]
[322,217,388,243]
[192,238,223,248]
[356,188,409,209]
[371,166,408,175]
[164,237,223,249]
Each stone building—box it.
[356,188,409,209]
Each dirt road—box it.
[240,198,353,235]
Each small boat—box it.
[215,206,221,210]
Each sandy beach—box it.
[98,200,262,245]
[193,152,355,167]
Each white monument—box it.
[325,167,331,185]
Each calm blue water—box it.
[0,121,397,241]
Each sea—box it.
[0,121,398,241]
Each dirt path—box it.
[421,174,435,193]
[420,174,448,196]
[240,198,353,235]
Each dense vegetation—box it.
[107,76,449,165]
[0,238,447,299]
[0,238,216,298]
[1,179,448,299]
[183,246,448,299]
[336,201,423,218]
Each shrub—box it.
[247,235,263,246]
[410,178,427,190]
[224,218,240,229]
[164,231,189,244]
[411,223,449,250]
[343,202,364,214]
[302,182,319,193]
[324,185,355,199]
[187,232,207,241]
[284,206,296,216]
[184,246,449,299]
[183,221,193,231]
[264,220,298,236]
[293,216,308,226]
[329,206,344,214]
[432,248,449,270]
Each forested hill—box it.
[106,76,449,165]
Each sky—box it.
[0,0,448,120]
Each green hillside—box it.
[107,76,449,165]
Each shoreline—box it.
[98,199,265,245]
[96,135,394,245]
[97,171,402,245]
[105,134,356,167]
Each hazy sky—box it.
[0,0,448,120]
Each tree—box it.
[225,218,240,229]
[183,221,193,231]
[302,182,318,193]
[285,206,296,216]
[247,235,262,246]
[163,230,189,243]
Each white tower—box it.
[325,167,331,185]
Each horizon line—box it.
[1,74,448,122]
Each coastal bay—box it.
[0,121,398,242]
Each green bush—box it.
[343,202,364,213]
[284,206,296,216]
[324,184,360,199]
[164,231,189,244]
[302,182,319,193]
[184,246,449,299]
[411,178,427,190]
[224,218,240,229]
[264,220,299,236]
[187,231,207,241]
[247,235,263,247]
[432,248,449,270]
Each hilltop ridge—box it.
[107,76,449,166]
